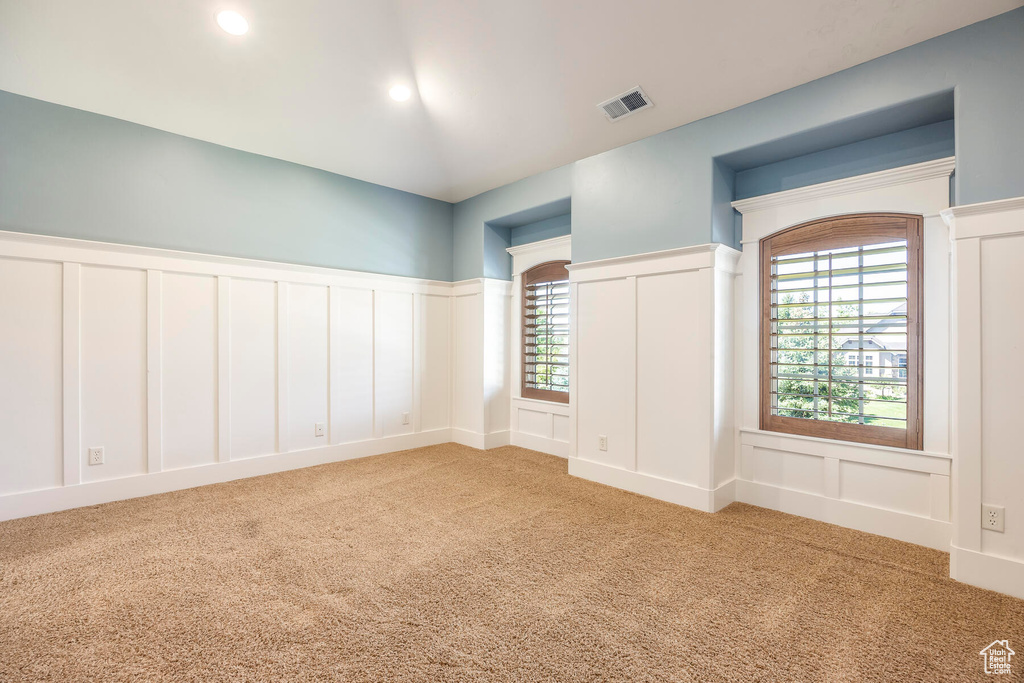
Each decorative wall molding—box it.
[569,241,736,512]
[0,229,455,521]
[566,243,740,282]
[736,430,952,550]
[0,229,453,295]
[941,196,1024,240]
[506,234,572,258]
[731,156,956,214]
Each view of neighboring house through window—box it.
[522,261,570,403]
[760,213,923,450]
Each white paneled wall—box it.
[450,279,512,449]
[80,265,148,483]
[568,245,740,512]
[944,197,1024,599]
[375,290,414,438]
[286,283,329,452]
[329,287,374,445]
[0,258,62,495]
[162,273,218,470]
[0,231,456,521]
[229,278,278,460]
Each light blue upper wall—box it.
[0,90,454,280]
[568,8,1024,264]
[510,213,572,247]
[734,119,955,200]
[451,165,572,281]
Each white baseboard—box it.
[0,428,453,522]
[510,431,569,458]
[950,545,1024,600]
[450,428,510,450]
[735,479,951,551]
[568,457,719,513]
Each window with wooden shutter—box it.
[522,260,570,403]
[760,213,923,450]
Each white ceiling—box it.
[1,0,1019,202]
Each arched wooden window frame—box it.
[522,260,571,404]
[760,213,923,450]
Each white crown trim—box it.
[505,234,571,257]
[731,156,956,215]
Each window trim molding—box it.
[759,212,924,450]
[521,259,571,404]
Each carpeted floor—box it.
[1,444,1022,682]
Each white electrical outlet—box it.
[314,423,325,437]
[598,435,608,451]
[402,412,411,426]
[982,504,1005,532]
[88,447,104,466]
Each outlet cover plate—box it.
[314,423,325,437]
[982,504,1005,532]
[88,447,104,466]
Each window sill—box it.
[739,427,951,461]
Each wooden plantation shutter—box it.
[522,260,570,403]
[760,213,923,450]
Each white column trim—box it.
[276,281,289,454]
[62,262,82,487]
[217,276,231,462]
[146,270,163,474]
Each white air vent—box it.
[598,86,653,121]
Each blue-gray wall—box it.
[510,213,571,247]
[451,166,572,281]
[0,90,454,280]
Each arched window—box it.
[760,213,923,449]
[522,260,570,403]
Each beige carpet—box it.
[1,444,1022,682]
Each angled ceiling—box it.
[0,0,1019,203]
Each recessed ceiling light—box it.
[217,10,249,36]
[389,85,412,102]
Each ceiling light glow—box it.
[217,10,249,35]
[389,85,412,102]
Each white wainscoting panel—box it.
[452,288,484,436]
[161,273,218,471]
[287,283,329,451]
[330,287,375,445]
[417,294,451,433]
[375,290,415,438]
[568,244,739,512]
[636,270,708,487]
[229,278,278,460]
[0,230,456,522]
[80,265,148,484]
[575,277,635,469]
[0,258,63,495]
